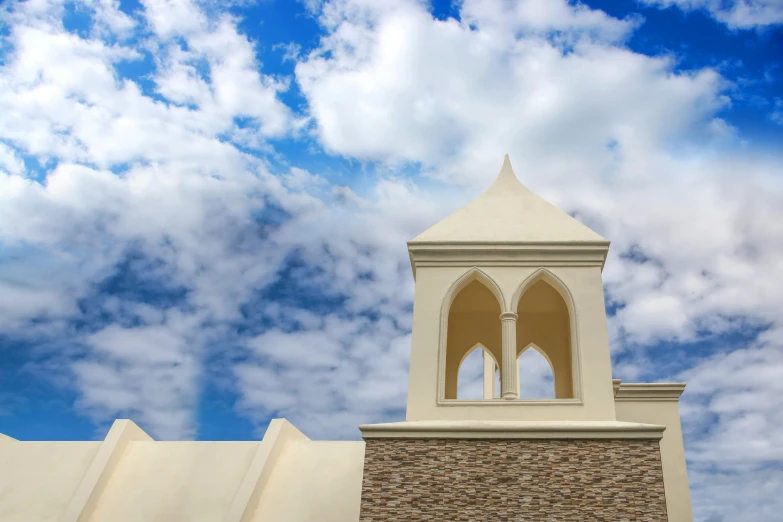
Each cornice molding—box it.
[407,242,610,276]
[614,382,687,402]
[408,241,611,249]
[612,378,622,397]
[359,420,665,440]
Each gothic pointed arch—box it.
[443,267,507,315]
[517,342,555,371]
[456,343,499,399]
[511,268,576,315]
[458,342,499,369]
[517,342,556,399]
[440,268,505,400]
[512,269,579,399]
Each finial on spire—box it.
[497,154,517,181]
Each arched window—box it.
[456,345,497,399]
[444,271,503,400]
[514,271,575,398]
[517,345,555,398]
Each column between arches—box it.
[500,311,519,399]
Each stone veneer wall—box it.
[360,439,668,521]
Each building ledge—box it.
[359,420,665,440]
[614,382,687,402]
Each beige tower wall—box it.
[406,265,617,422]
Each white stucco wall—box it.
[0,441,101,522]
[0,420,365,522]
[88,441,260,522]
[252,440,365,522]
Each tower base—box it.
[358,421,669,521]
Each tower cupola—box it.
[405,156,615,421]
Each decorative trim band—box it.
[359,420,665,440]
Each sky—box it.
[0,0,781,519]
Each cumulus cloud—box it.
[680,326,783,520]
[0,0,305,438]
[234,175,448,438]
[236,317,411,439]
[74,315,203,440]
[642,0,783,29]
[297,0,727,186]
[0,0,294,169]
[0,0,451,440]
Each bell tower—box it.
[359,156,694,522]
[404,154,616,421]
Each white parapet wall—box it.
[0,438,102,522]
[0,419,365,522]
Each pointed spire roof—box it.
[410,155,607,244]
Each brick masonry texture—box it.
[360,438,668,522]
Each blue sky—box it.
[0,1,782,520]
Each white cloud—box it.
[0,0,450,441]
[74,315,203,439]
[460,0,640,42]
[0,143,25,176]
[642,0,783,29]
[140,0,207,38]
[690,467,783,522]
[233,173,456,438]
[0,0,306,439]
[0,0,294,170]
[680,326,783,520]
[0,278,79,332]
[682,326,783,468]
[236,316,412,439]
[296,0,727,185]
